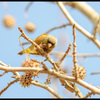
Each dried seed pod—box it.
[22,59,40,77]
[3,15,15,28]
[71,65,86,80]
[20,73,33,87]
[25,22,36,32]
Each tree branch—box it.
[0,79,19,96]
[57,2,100,49]
[57,43,72,65]
[50,52,100,58]
[45,23,71,34]
[1,64,100,95]
[31,80,63,98]
[63,2,100,35]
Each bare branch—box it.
[1,64,100,95]
[57,2,100,49]
[31,80,63,98]
[25,2,33,20]
[57,42,72,65]
[0,71,7,77]
[72,24,78,79]
[50,52,100,58]
[63,2,100,35]
[84,91,95,98]
[91,72,100,75]
[0,79,19,96]
[92,16,100,38]
[45,23,71,34]
[0,60,8,66]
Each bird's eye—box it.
[48,40,54,45]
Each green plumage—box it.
[18,33,57,56]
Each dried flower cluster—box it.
[18,59,41,87]
[25,22,36,32]
[71,65,86,80]
[22,59,40,77]
[20,73,33,87]
[3,15,15,28]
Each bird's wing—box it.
[28,33,48,52]
[34,33,48,45]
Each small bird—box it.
[18,33,57,56]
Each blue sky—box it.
[0,2,100,98]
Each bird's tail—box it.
[18,47,40,56]
[18,50,26,55]
[18,47,31,55]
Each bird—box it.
[18,33,57,56]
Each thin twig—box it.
[45,23,71,34]
[44,74,51,85]
[50,52,100,58]
[93,16,100,38]
[83,91,94,98]
[0,60,8,66]
[19,35,25,51]
[73,24,77,64]
[57,42,72,65]
[21,41,30,46]
[0,79,19,96]
[73,85,84,98]
[0,71,7,77]
[91,72,100,75]
[25,2,33,20]
[2,2,8,14]
[25,2,33,13]
[31,80,63,98]
[72,24,78,79]
[19,34,29,58]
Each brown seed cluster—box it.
[20,73,33,87]
[71,65,86,80]
[3,15,15,28]
[20,59,41,87]
[22,59,40,77]
[25,22,36,32]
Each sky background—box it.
[0,1,100,98]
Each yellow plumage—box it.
[18,33,57,56]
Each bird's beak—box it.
[48,43,52,48]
